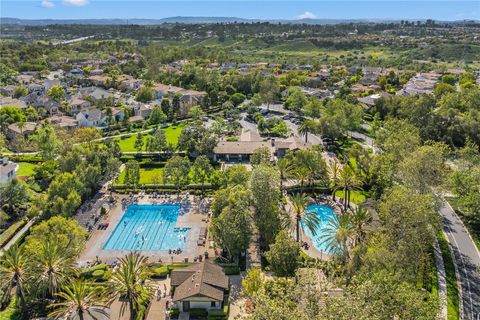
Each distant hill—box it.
[1,16,477,26]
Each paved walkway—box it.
[433,238,448,320]
[0,218,36,256]
[145,278,171,320]
[439,198,480,320]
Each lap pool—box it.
[303,205,336,253]
[103,204,189,251]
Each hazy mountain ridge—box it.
[2,16,477,26]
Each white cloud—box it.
[63,0,89,6]
[41,0,55,8]
[297,11,317,20]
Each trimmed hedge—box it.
[190,308,208,317]
[150,264,188,278]
[0,219,28,248]
[80,263,107,278]
[223,266,240,275]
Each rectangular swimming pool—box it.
[103,204,190,251]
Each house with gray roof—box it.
[76,109,106,128]
[0,158,18,183]
[171,261,229,313]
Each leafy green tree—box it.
[397,143,448,193]
[24,216,87,258]
[241,268,264,298]
[441,74,456,85]
[322,271,438,320]
[211,185,252,261]
[177,124,217,156]
[284,87,307,112]
[146,129,168,153]
[259,76,280,110]
[191,155,213,191]
[163,156,190,192]
[0,245,29,312]
[32,124,62,161]
[250,146,271,166]
[449,165,480,223]
[433,82,455,98]
[0,106,26,125]
[46,172,83,217]
[108,253,151,320]
[134,133,144,151]
[135,86,155,103]
[24,106,39,122]
[47,85,65,102]
[13,85,28,98]
[0,178,30,210]
[265,230,300,277]
[188,105,205,123]
[222,164,250,187]
[317,99,363,140]
[303,97,322,119]
[124,160,140,188]
[49,279,109,320]
[250,165,281,245]
[148,105,167,125]
[230,92,246,106]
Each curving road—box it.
[440,200,480,320]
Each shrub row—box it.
[0,219,28,248]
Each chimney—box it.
[271,138,275,147]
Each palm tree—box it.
[318,214,354,263]
[290,193,320,242]
[277,157,294,191]
[49,279,109,320]
[327,161,342,201]
[336,167,362,211]
[348,206,372,246]
[32,242,78,298]
[108,252,152,320]
[294,167,310,192]
[297,119,315,143]
[0,245,29,311]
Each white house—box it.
[76,109,106,128]
[171,261,229,313]
[0,158,18,183]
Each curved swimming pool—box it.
[303,204,336,253]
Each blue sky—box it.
[1,1,479,21]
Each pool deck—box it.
[78,194,213,265]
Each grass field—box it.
[116,167,164,185]
[16,162,39,177]
[335,190,368,205]
[114,124,184,152]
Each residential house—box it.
[69,97,91,115]
[119,77,142,92]
[16,74,34,85]
[78,87,113,103]
[86,75,109,87]
[357,92,391,108]
[0,97,27,110]
[213,135,310,162]
[45,115,79,130]
[154,83,184,100]
[111,108,125,122]
[0,85,16,97]
[76,109,106,128]
[32,95,61,114]
[0,158,18,183]
[134,104,153,119]
[7,122,37,139]
[397,72,441,96]
[171,261,229,313]
[178,90,207,115]
[27,83,44,94]
[44,79,61,91]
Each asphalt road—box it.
[440,200,480,320]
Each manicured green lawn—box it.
[335,190,367,204]
[116,167,164,185]
[16,162,39,177]
[114,124,184,152]
[0,299,20,320]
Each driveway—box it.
[440,200,480,320]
